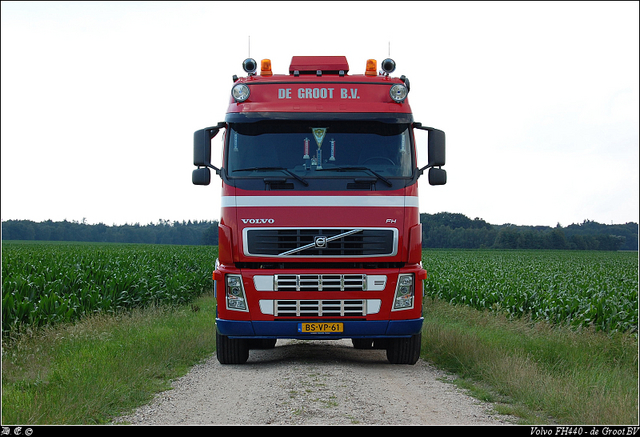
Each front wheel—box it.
[386,333,421,365]
[216,331,249,364]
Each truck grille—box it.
[275,274,366,291]
[244,228,397,257]
[275,300,365,317]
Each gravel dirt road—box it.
[114,338,511,426]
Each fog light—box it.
[389,84,408,103]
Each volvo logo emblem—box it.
[314,236,327,248]
[278,229,363,257]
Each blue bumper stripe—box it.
[216,318,423,339]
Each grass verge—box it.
[1,293,217,424]
[422,297,638,425]
[2,293,637,425]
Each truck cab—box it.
[193,56,446,364]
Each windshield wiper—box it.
[316,166,392,187]
[232,167,309,186]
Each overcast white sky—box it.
[2,1,638,227]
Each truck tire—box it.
[216,331,249,364]
[386,333,421,365]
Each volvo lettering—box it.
[193,55,447,364]
[241,219,275,224]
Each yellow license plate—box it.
[298,322,343,333]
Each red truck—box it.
[193,56,446,364]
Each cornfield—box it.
[2,242,217,333]
[3,242,638,335]
[423,250,638,333]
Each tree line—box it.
[1,219,219,246]
[2,214,637,251]
[420,213,637,251]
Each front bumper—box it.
[216,317,423,340]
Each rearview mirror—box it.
[193,129,213,167]
[428,167,447,186]
[427,128,445,167]
[414,123,446,184]
[192,167,211,186]
[193,122,225,185]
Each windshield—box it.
[226,120,413,181]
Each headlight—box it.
[232,84,250,102]
[226,274,248,311]
[389,84,408,103]
[392,274,414,310]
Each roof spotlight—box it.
[232,84,250,102]
[381,58,396,75]
[390,83,408,103]
[242,58,257,75]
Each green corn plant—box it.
[423,250,638,333]
[2,242,217,334]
